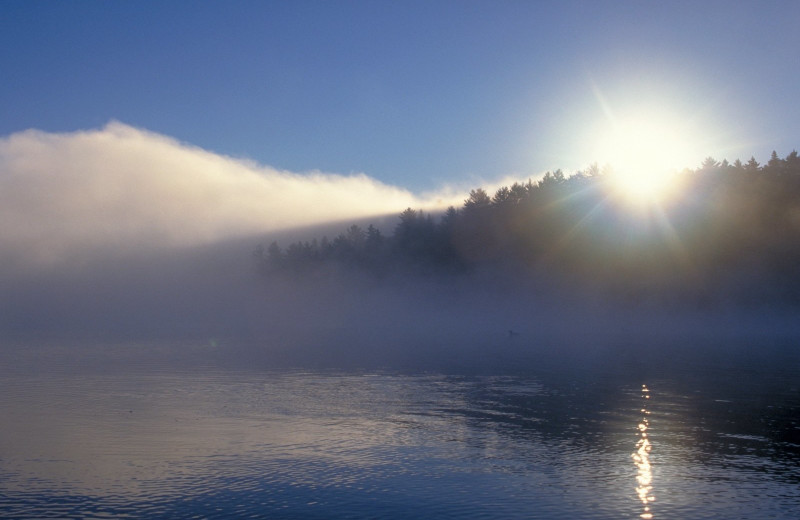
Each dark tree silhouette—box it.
[257,149,800,305]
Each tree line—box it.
[255,150,800,304]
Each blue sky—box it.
[2,0,799,193]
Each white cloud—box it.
[0,122,458,270]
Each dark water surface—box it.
[1,339,798,519]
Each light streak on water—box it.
[633,384,654,519]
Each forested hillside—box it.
[256,151,800,305]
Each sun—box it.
[592,111,697,206]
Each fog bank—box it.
[0,122,457,273]
[2,229,797,374]
[2,124,798,370]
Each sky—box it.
[3,1,799,192]
[1,0,800,271]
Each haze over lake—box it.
[3,2,800,518]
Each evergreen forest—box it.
[255,151,800,306]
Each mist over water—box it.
[3,211,796,518]
[1,126,799,519]
[1,209,799,520]
[2,222,798,372]
[2,123,798,363]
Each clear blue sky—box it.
[2,0,798,192]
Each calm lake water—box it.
[1,339,798,519]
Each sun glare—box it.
[593,112,696,206]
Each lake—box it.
[0,338,798,519]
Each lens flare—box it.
[591,109,699,207]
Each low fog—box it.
[2,224,796,372]
[1,124,797,371]
[0,122,453,273]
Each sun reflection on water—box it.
[633,384,654,519]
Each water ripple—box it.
[1,345,799,519]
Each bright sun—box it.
[592,112,697,205]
